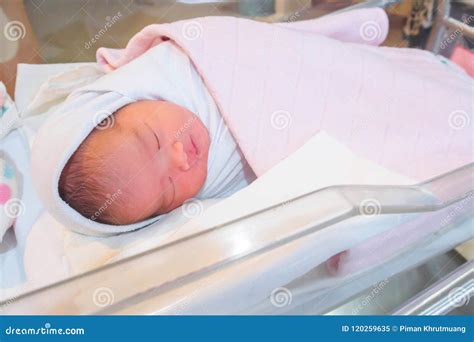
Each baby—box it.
[54,16,341,229]
[58,40,255,226]
[59,100,212,225]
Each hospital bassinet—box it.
[0,0,472,315]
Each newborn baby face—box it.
[60,100,210,224]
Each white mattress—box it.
[0,63,471,314]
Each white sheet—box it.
[1,63,471,315]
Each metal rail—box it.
[392,260,474,315]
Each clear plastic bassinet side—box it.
[0,163,472,315]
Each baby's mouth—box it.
[190,136,199,156]
[184,135,199,167]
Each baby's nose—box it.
[171,141,190,171]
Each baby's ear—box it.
[171,142,190,171]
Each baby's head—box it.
[59,100,210,225]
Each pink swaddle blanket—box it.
[95,9,472,276]
[97,9,472,180]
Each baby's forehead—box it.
[93,105,145,138]
[85,124,140,170]
[116,100,188,119]
[115,100,164,116]
[90,140,150,193]
[105,102,152,132]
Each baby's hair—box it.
[59,130,122,224]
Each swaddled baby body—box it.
[59,42,255,225]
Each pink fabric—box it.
[96,9,473,276]
[451,46,474,77]
[0,184,11,204]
